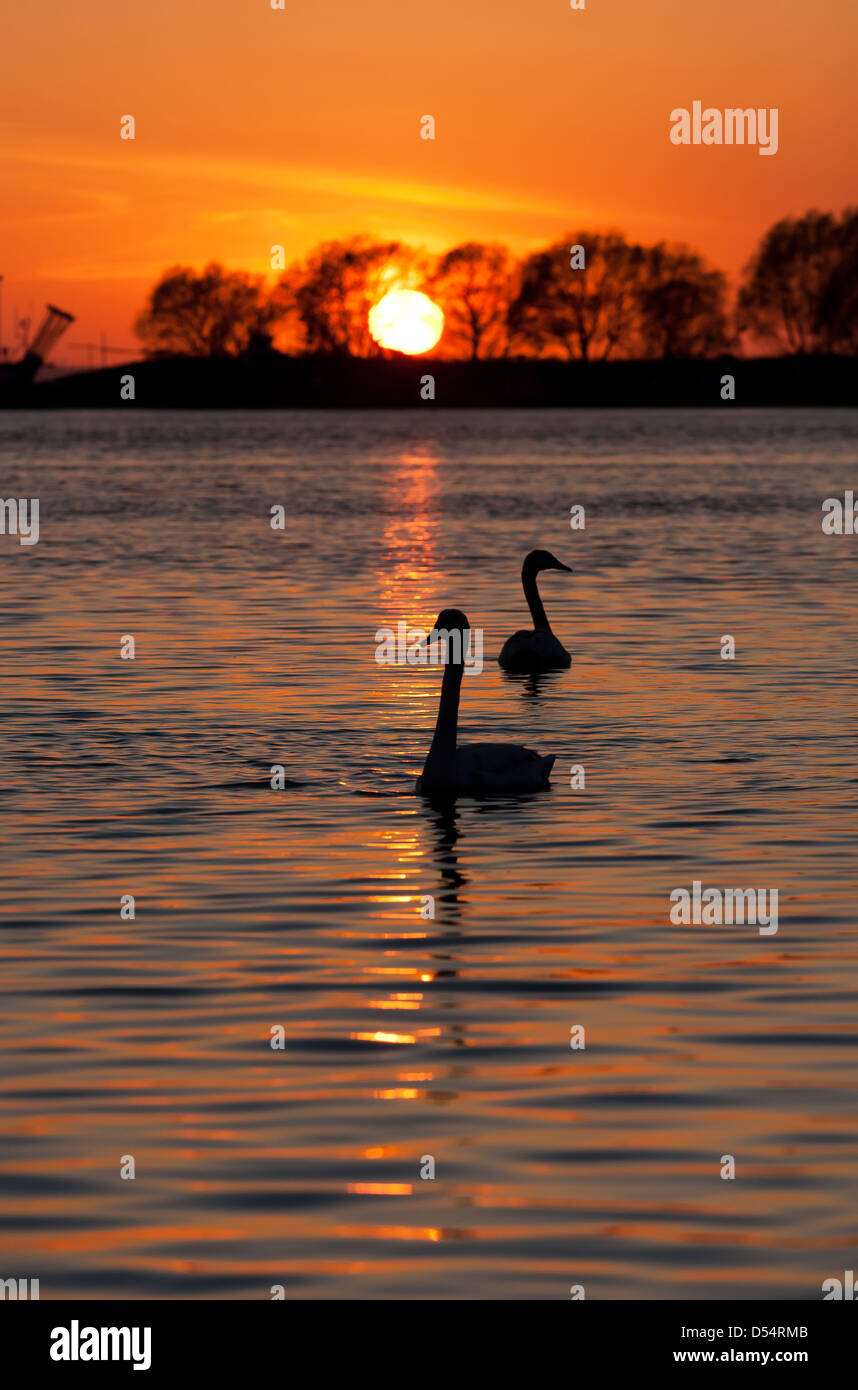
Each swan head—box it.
[433,607,470,633]
[428,608,471,667]
[523,549,572,576]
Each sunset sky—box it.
[1,0,855,358]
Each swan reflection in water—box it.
[422,797,466,922]
[499,666,566,704]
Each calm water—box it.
[1,407,856,1301]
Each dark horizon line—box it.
[6,351,856,411]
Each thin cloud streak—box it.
[1,140,573,221]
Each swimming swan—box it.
[416,609,555,798]
[498,549,572,672]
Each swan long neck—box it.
[425,658,464,767]
[523,566,551,631]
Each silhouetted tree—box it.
[430,243,514,359]
[817,210,858,353]
[135,263,282,357]
[136,211,855,368]
[737,209,858,354]
[636,243,731,358]
[508,233,645,360]
[277,238,427,356]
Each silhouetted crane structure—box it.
[24,304,75,371]
[0,301,75,400]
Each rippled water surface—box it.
[1,407,856,1299]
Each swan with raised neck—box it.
[417,608,555,798]
[498,549,572,672]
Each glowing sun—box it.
[369,289,444,354]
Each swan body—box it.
[499,628,570,671]
[498,549,572,672]
[417,741,555,798]
[416,609,554,799]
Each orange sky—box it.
[1,0,855,359]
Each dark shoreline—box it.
[3,352,856,409]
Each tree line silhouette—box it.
[134,208,858,361]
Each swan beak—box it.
[554,562,573,572]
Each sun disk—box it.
[369,289,444,355]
